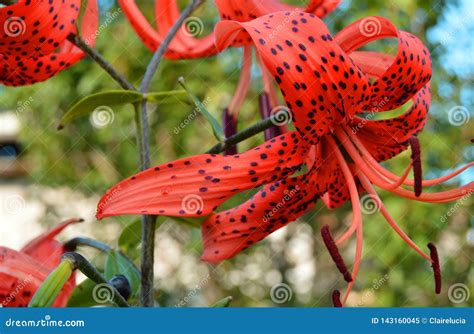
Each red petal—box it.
[346,50,431,162]
[20,218,83,269]
[118,0,217,59]
[216,0,341,19]
[215,12,370,145]
[0,247,75,307]
[0,0,99,86]
[0,0,81,57]
[97,132,310,219]
[354,84,430,162]
[335,16,432,112]
[202,174,319,263]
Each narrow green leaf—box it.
[66,278,98,307]
[118,216,168,256]
[171,216,205,228]
[212,296,233,307]
[29,259,74,307]
[178,77,225,141]
[105,250,141,297]
[146,90,189,104]
[58,90,143,129]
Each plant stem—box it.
[137,0,204,307]
[64,237,112,253]
[67,33,136,91]
[206,109,291,154]
[62,252,130,307]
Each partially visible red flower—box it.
[96,12,473,305]
[0,219,81,307]
[118,0,340,59]
[119,0,341,146]
[0,0,98,86]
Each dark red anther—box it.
[427,243,441,294]
[259,92,281,140]
[321,225,353,283]
[223,108,238,155]
[332,290,343,308]
[409,136,422,197]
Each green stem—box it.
[206,109,291,154]
[64,237,112,253]
[137,0,204,307]
[62,252,130,307]
[67,33,135,91]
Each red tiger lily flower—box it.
[0,0,98,86]
[0,218,81,307]
[119,0,340,149]
[119,0,340,59]
[96,13,473,305]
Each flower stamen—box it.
[332,290,343,307]
[409,136,422,197]
[428,243,442,294]
[321,225,353,283]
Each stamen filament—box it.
[357,172,432,262]
[228,46,252,116]
[344,127,474,188]
[330,137,363,305]
[335,129,474,203]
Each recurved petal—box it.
[0,247,75,307]
[202,174,319,263]
[97,132,310,219]
[353,84,430,162]
[335,16,432,112]
[215,12,370,145]
[0,0,99,86]
[119,0,217,59]
[0,0,81,57]
[20,219,83,269]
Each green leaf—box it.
[171,216,205,228]
[29,259,74,307]
[212,296,233,307]
[146,90,189,104]
[58,90,143,129]
[104,250,141,297]
[118,216,170,256]
[58,90,187,129]
[178,77,224,142]
[67,278,99,307]
[118,219,142,256]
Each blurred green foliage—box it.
[0,0,471,307]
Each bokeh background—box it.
[0,0,472,307]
